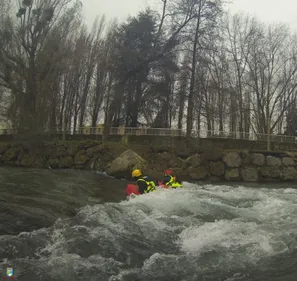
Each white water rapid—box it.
[1,182,297,281]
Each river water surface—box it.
[0,168,297,281]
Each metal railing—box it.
[0,126,296,144]
[75,127,297,143]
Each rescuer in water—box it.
[132,169,157,194]
[162,169,183,188]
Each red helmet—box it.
[164,169,173,175]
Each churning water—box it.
[1,182,297,281]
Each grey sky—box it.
[82,0,297,31]
[82,0,150,23]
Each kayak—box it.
[126,181,168,197]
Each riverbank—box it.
[0,140,297,182]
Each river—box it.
[0,168,297,281]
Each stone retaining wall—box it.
[0,141,297,182]
[181,151,297,182]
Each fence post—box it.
[62,117,66,141]
[267,119,271,151]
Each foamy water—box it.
[1,182,297,281]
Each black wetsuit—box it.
[136,176,156,194]
[162,175,172,186]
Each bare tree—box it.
[0,0,82,133]
[89,20,117,129]
[246,23,297,139]
[223,13,255,137]
[183,0,224,137]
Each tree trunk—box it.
[186,15,201,137]
[131,80,142,127]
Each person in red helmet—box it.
[162,169,183,188]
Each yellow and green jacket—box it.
[136,176,156,194]
[162,175,183,188]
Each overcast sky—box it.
[82,0,297,31]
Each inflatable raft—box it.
[126,181,168,197]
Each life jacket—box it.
[165,175,183,188]
[137,176,156,193]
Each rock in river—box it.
[106,149,147,179]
